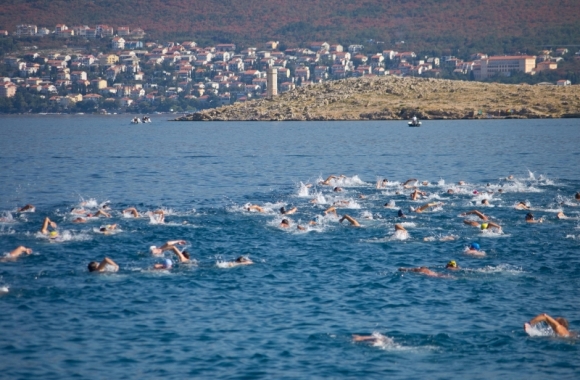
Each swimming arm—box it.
[464,210,488,220]
[97,257,118,271]
[339,214,360,227]
[529,314,569,337]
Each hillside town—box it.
[0,23,579,113]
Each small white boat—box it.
[408,121,422,127]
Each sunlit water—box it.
[0,115,579,379]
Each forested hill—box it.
[2,0,580,55]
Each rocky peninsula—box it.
[175,76,580,121]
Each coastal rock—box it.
[173,76,580,121]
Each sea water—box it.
[0,115,579,379]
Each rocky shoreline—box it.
[174,76,580,121]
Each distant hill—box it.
[2,0,580,55]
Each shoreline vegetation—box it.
[174,76,580,121]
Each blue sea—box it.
[0,115,579,379]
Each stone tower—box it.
[267,67,278,97]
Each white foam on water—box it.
[79,198,98,208]
[0,286,8,295]
[297,182,310,197]
[389,230,410,241]
[525,323,554,337]
[473,264,524,274]
[0,212,15,223]
[33,230,92,242]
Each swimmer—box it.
[72,217,86,223]
[445,260,460,270]
[246,205,265,213]
[333,200,350,207]
[94,209,111,218]
[525,212,544,223]
[515,202,530,210]
[557,211,568,219]
[506,175,514,180]
[339,214,360,227]
[324,206,338,217]
[461,210,489,220]
[224,256,254,267]
[280,206,297,215]
[2,246,33,261]
[123,207,140,217]
[98,224,118,234]
[466,242,485,256]
[525,313,575,338]
[149,240,187,256]
[320,175,344,185]
[458,181,465,185]
[410,189,426,200]
[151,209,165,223]
[422,181,429,186]
[402,178,418,189]
[575,192,580,201]
[40,217,58,237]
[384,200,396,209]
[153,258,173,270]
[376,179,388,189]
[464,220,502,231]
[352,333,390,344]
[358,194,366,199]
[333,186,343,192]
[280,219,291,228]
[17,204,35,213]
[397,209,406,218]
[481,199,490,206]
[398,266,448,278]
[393,224,409,239]
[88,257,119,273]
[297,224,307,231]
[70,207,88,215]
[167,245,190,263]
[413,202,443,213]
[447,189,454,194]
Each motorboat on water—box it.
[408,117,421,127]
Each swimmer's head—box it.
[182,251,190,259]
[575,192,580,200]
[556,317,569,329]
[281,219,289,225]
[88,261,99,272]
[279,207,286,214]
[333,187,342,192]
[99,227,107,232]
[447,189,454,194]
[469,243,480,251]
[49,231,58,238]
[235,256,251,263]
[473,190,478,194]
[526,212,534,220]
[398,209,404,217]
[446,260,457,268]
[481,223,489,230]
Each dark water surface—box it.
[0,115,579,379]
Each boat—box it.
[130,117,141,124]
[408,117,421,127]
